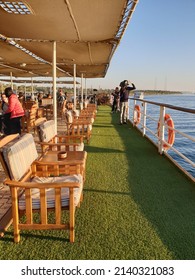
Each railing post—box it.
[158,106,165,154]
[133,99,136,126]
[142,102,147,136]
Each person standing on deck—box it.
[4,87,24,135]
[0,93,9,134]
[119,80,136,124]
[111,87,120,113]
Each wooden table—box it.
[40,151,87,164]
[38,151,87,180]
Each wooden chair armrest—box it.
[39,142,81,147]
[39,142,82,153]
[54,135,84,142]
[5,179,80,189]
[31,160,85,177]
[71,120,92,125]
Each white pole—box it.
[158,106,165,154]
[81,73,83,103]
[85,78,87,100]
[24,82,26,101]
[10,72,13,89]
[80,73,83,110]
[73,64,76,109]
[84,78,87,108]
[133,99,136,126]
[53,41,57,134]
[31,78,35,100]
[142,102,147,136]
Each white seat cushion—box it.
[19,174,83,210]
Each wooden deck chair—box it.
[79,110,96,121]
[23,100,36,110]
[64,110,93,143]
[0,133,86,243]
[36,119,84,153]
[73,109,95,123]
[40,98,53,119]
[22,103,39,133]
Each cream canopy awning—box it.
[0,39,71,77]
[0,77,80,85]
[0,0,139,78]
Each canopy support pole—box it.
[24,82,26,101]
[52,41,57,134]
[10,72,13,89]
[81,73,83,110]
[85,78,87,100]
[31,77,34,100]
[73,64,76,109]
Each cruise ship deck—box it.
[0,105,195,260]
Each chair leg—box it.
[14,228,20,243]
[11,188,20,243]
[69,189,75,243]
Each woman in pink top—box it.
[4,87,24,135]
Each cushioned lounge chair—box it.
[0,133,86,243]
[64,110,93,143]
[36,119,84,153]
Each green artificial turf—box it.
[0,105,195,260]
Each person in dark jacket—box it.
[119,80,136,124]
[0,93,9,134]
[111,87,120,113]
[4,87,25,135]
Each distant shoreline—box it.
[138,90,182,95]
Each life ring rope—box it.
[157,114,175,151]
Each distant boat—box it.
[133,91,144,99]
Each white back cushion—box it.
[39,120,55,142]
[3,134,38,180]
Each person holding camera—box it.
[119,80,136,124]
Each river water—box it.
[129,93,195,178]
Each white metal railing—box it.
[128,97,195,182]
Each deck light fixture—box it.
[20,63,26,67]
[0,1,33,15]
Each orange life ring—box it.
[134,105,141,125]
[157,114,175,150]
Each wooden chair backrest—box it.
[25,104,38,132]
[23,100,36,110]
[41,98,53,106]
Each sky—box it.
[87,0,195,92]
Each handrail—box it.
[130,98,195,114]
[128,97,195,182]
